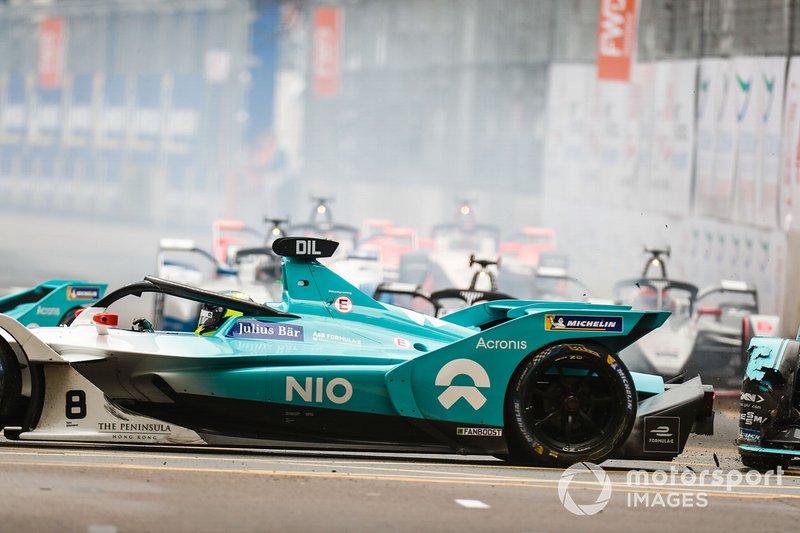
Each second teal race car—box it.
[0,238,712,466]
[0,280,106,327]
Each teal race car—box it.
[738,334,800,469]
[0,280,106,327]
[0,238,712,465]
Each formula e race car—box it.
[0,238,712,466]
[615,249,775,389]
[0,280,106,327]
[738,334,800,469]
[374,255,513,317]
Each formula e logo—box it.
[435,359,490,410]
[643,416,680,453]
[650,426,673,438]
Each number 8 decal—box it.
[65,390,87,419]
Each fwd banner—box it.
[38,17,65,89]
[313,6,342,96]
[596,0,639,82]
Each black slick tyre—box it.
[0,338,23,427]
[506,342,637,466]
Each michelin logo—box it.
[67,286,101,300]
[545,314,623,332]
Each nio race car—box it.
[0,238,712,466]
[738,334,800,469]
[0,280,106,327]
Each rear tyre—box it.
[506,343,637,466]
[0,338,23,427]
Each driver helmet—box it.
[195,290,253,335]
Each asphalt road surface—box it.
[1,403,799,533]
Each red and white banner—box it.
[38,17,65,89]
[596,0,638,82]
[312,7,341,96]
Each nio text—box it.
[286,376,353,404]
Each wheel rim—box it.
[521,356,625,454]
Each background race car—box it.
[0,280,106,327]
[0,237,713,466]
[615,249,776,390]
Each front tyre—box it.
[506,343,637,466]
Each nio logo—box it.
[295,240,322,256]
[286,376,352,404]
[650,426,672,438]
[36,306,60,316]
[435,359,490,410]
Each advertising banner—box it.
[38,17,65,90]
[780,57,800,229]
[596,0,639,81]
[732,57,761,225]
[312,7,342,96]
[648,60,696,216]
[544,63,595,203]
[755,57,785,229]
[694,58,727,217]
[731,57,785,227]
[712,59,737,219]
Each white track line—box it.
[454,499,490,509]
